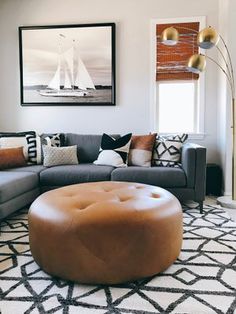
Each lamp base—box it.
[217,196,236,209]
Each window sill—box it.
[187,133,205,140]
[158,133,205,140]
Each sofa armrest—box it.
[181,143,206,201]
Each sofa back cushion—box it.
[65,134,120,163]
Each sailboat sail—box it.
[75,56,95,90]
[64,68,72,89]
[63,48,74,86]
[40,36,95,97]
[48,62,61,90]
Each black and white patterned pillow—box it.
[94,133,132,167]
[0,131,40,165]
[41,133,65,147]
[152,134,188,167]
[40,133,65,164]
[25,133,41,164]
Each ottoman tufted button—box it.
[29,181,183,284]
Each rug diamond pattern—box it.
[1,204,236,313]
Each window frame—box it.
[150,16,206,139]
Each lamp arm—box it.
[205,54,235,99]
[219,35,235,93]
[216,45,234,92]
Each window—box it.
[157,80,198,133]
[150,17,205,137]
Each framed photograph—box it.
[19,23,115,106]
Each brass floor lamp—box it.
[161,26,236,208]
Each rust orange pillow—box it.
[0,147,27,170]
[128,134,157,167]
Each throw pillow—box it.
[0,131,40,164]
[25,133,42,165]
[0,147,26,170]
[41,133,65,147]
[39,133,65,165]
[152,134,188,167]
[43,145,79,167]
[128,134,157,167]
[94,133,132,167]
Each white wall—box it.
[217,0,236,195]
[0,0,219,161]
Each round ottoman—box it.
[29,181,183,284]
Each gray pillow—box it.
[43,145,79,167]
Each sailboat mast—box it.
[72,39,76,91]
[58,34,65,91]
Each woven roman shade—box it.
[156,22,200,81]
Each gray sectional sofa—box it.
[0,133,206,219]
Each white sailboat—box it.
[39,38,95,97]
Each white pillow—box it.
[94,150,127,168]
[43,145,79,167]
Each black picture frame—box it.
[19,23,116,106]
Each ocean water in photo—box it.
[23,88,112,104]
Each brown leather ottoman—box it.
[29,181,183,284]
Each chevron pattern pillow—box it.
[152,134,188,167]
[94,133,132,167]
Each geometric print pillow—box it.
[41,133,65,147]
[152,134,188,167]
[25,133,42,165]
[94,133,132,168]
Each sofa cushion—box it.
[0,188,40,220]
[6,165,46,174]
[65,134,120,163]
[111,166,186,188]
[0,171,39,203]
[40,164,115,186]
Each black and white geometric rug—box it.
[1,204,236,314]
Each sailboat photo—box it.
[39,36,96,97]
[20,23,115,105]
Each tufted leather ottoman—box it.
[29,182,183,284]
